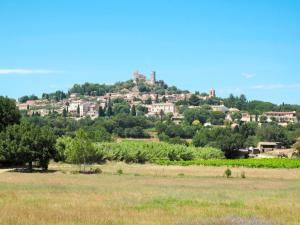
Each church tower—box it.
[209,88,216,98]
[150,71,156,85]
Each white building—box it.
[79,102,99,118]
[148,103,176,115]
[211,105,229,113]
[79,102,90,117]
[68,101,81,114]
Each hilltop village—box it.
[16,71,298,127]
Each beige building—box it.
[241,113,256,122]
[211,105,229,113]
[148,103,176,115]
[132,71,156,85]
[263,111,298,123]
[257,142,281,153]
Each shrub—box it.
[241,171,246,179]
[224,168,232,178]
[117,169,123,175]
[195,147,225,160]
[94,168,102,174]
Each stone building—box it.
[147,103,176,115]
[132,71,156,85]
[209,88,216,98]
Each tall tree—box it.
[98,106,105,117]
[62,108,68,117]
[0,96,21,132]
[131,105,136,116]
[77,105,80,116]
[64,129,96,171]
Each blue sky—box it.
[1,0,300,104]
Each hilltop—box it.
[15,71,300,124]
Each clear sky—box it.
[1,0,300,104]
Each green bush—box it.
[195,147,225,160]
[94,168,102,174]
[117,169,123,175]
[224,168,232,178]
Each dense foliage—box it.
[18,94,38,103]
[69,80,135,96]
[0,96,21,132]
[25,114,153,139]
[42,91,67,101]
[56,140,224,164]
[0,122,56,170]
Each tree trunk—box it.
[83,158,86,172]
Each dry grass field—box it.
[0,162,300,225]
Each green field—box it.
[155,158,300,168]
[0,162,300,225]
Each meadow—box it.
[0,162,300,225]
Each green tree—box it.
[0,96,21,132]
[256,124,291,147]
[64,129,97,171]
[113,103,130,115]
[159,110,165,122]
[106,105,113,117]
[55,136,73,162]
[18,95,38,103]
[0,122,56,170]
[136,105,148,116]
[231,112,242,122]
[77,104,80,115]
[145,97,152,105]
[189,94,200,106]
[62,108,68,117]
[106,98,113,117]
[131,105,136,116]
[192,129,210,147]
[98,106,105,117]
[184,108,210,125]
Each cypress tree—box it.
[131,105,136,116]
